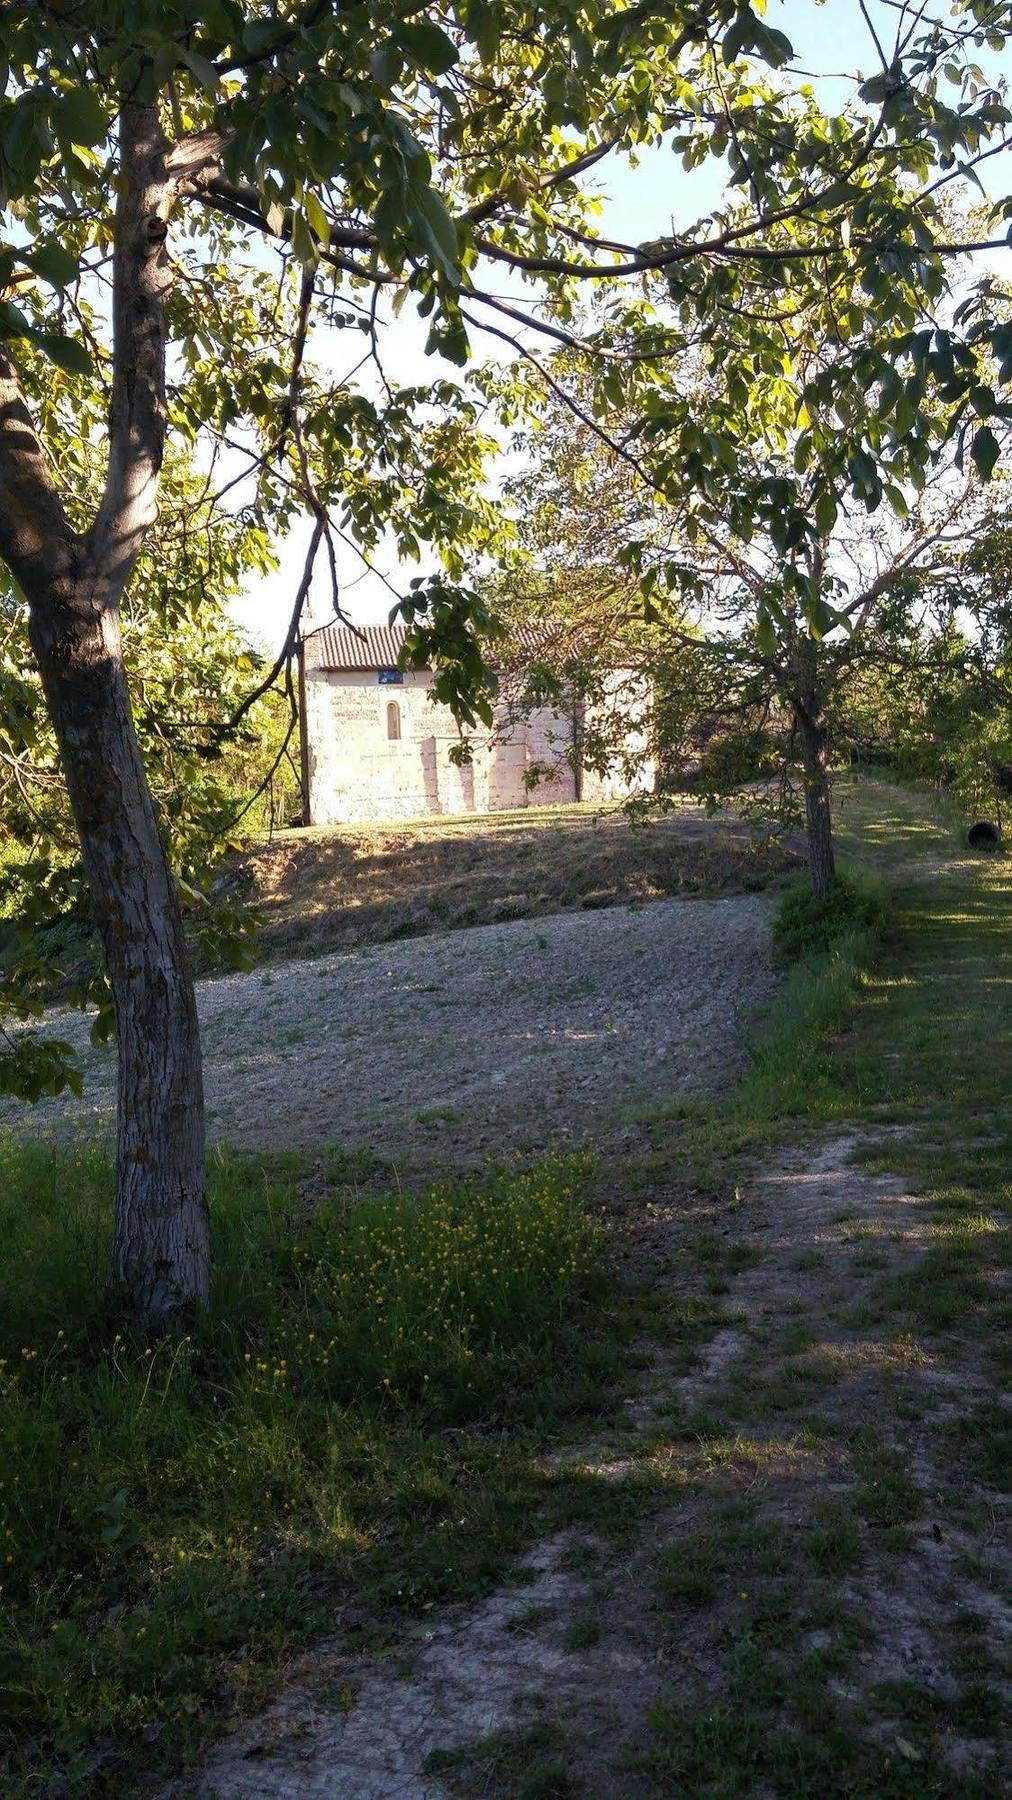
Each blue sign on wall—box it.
[378,669,404,685]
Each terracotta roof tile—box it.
[303,618,582,674]
[303,623,411,671]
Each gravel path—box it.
[5,895,778,1165]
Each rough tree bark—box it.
[27,568,209,1320]
[0,101,211,1322]
[795,694,836,900]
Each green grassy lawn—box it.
[0,773,1008,1796]
[624,774,1011,1797]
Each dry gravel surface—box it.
[5,894,777,1165]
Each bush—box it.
[772,869,889,964]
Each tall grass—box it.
[0,1143,610,1792]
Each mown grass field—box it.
[610,773,1011,1797]
[0,774,1008,1796]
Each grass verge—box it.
[635,772,1010,1793]
[0,1149,625,1795]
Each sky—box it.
[230,0,1012,651]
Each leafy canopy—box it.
[0,0,1011,1091]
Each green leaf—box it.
[35,332,92,376]
[971,425,1000,480]
[369,42,403,89]
[26,240,79,289]
[722,9,752,64]
[290,208,316,265]
[752,21,794,68]
[411,186,459,281]
[756,610,777,658]
[397,20,459,75]
[0,298,31,340]
[426,311,469,366]
[243,18,280,54]
[814,489,838,537]
[179,46,220,95]
[50,87,108,147]
[303,190,331,247]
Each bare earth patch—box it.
[4,894,777,1167]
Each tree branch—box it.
[0,347,79,604]
[213,517,324,741]
[87,99,177,599]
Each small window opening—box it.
[386,700,401,741]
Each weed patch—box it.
[773,868,890,963]
[0,1144,616,1793]
[424,1718,580,1798]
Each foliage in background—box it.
[489,375,1010,875]
[0,435,286,1090]
[875,494,1012,823]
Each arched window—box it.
[386,700,401,741]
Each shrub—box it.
[772,869,889,963]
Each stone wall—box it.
[581,669,656,804]
[303,665,651,825]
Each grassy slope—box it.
[0,774,1007,1795]
[242,799,797,963]
[624,773,1010,1797]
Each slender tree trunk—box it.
[28,580,208,1324]
[0,96,216,1323]
[795,698,836,900]
[0,100,214,1324]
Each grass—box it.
[3,771,1009,1795]
[424,1718,581,1798]
[658,1517,793,1609]
[630,773,1010,1794]
[641,772,1009,1166]
[0,1148,625,1794]
[771,865,889,962]
[240,797,798,963]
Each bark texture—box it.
[0,97,212,1321]
[796,698,836,901]
[29,585,209,1320]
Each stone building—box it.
[298,622,652,826]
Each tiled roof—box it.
[303,623,411,671]
[303,618,585,673]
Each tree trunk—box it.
[0,102,213,1325]
[29,580,208,1325]
[795,699,836,900]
